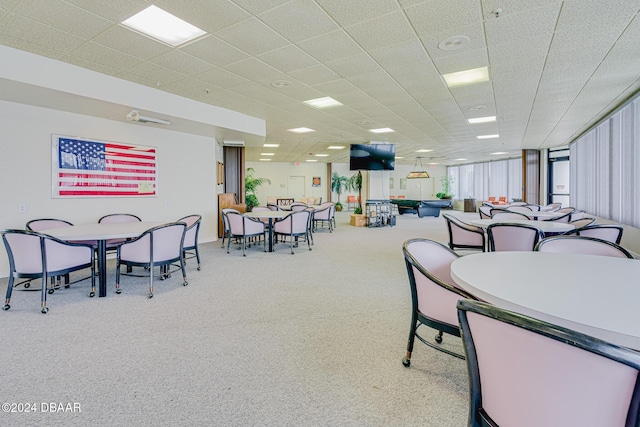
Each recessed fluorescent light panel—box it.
[306,159,318,162]
[468,116,496,124]
[122,5,206,47]
[491,152,508,155]
[477,134,499,139]
[288,127,315,133]
[456,158,468,161]
[303,97,342,108]
[443,66,489,88]
[416,149,433,153]
[315,154,329,157]
[259,158,272,161]
[369,128,394,133]
[260,153,275,156]
[327,146,344,149]
[263,143,279,147]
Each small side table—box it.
[464,198,476,213]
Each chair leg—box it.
[403,318,418,367]
[3,275,15,311]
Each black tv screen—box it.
[349,144,396,171]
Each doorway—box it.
[288,176,305,200]
[548,149,570,206]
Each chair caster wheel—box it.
[115,289,122,294]
[148,292,153,299]
[183,281,188,286]
[24,283,30,288]
[65,285,70,289]
[89,291,95,297]
[197,266,201,271]
[48,289,54,294]
[435,335,443,344]
[2,304,10,311]
[41,307,49,314]
[402,358,411,367]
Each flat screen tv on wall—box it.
[349,144,396,171]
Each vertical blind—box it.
[570,96,640,227]
[448,158,522,202]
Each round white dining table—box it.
[43,222,165,297]
[471,218,574,234]
[450,251,640,350]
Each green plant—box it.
[331,172,348,205]
[347,171,363,212]
[437,175,455,199]
[245,167,271,211]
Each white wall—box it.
[246,161,329,205]
[246,162,449,205]
[0,100,219,277]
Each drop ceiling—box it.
[1,0,639,166]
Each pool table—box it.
[390,199,453,217]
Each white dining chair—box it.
[1,229,96,313]
[115,222,188,298]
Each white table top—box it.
[244,210,292,219]
[43,221,166,240]
[471,218,574,233]
[451,251,640,350]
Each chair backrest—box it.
[443,214,485,251]
[535,235,633,258]
[547,211,572,223]
[403,239,475,328]
[119,222,186,264]
[576,224,624,244]
[251,206,270,213]
[98,213,141,223]
[177,214,201,247]
[509,202,528,206]
[487,223,543,252]
[556,207,575,214]
[226,211,264,236]
[541,202,562,211]
[275,210,310,234]
[525,204,541,211]
[568,217,596,230]
[570,210,585,221]
[26,218,73,232]
[491,211,530,220]
[266,203,281,211]
[506,206,533,215]
[457,299,640,427]
[314,202,334,220]
[291,204,308,211]
[479,205,492,219]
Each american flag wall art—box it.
[52,135,157,197]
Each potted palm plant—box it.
[331,172,348,211]
[347,171,367,226]
[245,167,271,211]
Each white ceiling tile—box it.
[180,35,250,67]
[93,26,173,61]
[297,29,365,62]
[345,11,416,51]
[13,0,114,39]
[324,53,380,78]
[287,64,341,86]
[198,67,250,89]
[68,41,144,71]
[258,0,338,43]
[231,0,291,15]
[215,16,289,56]
[0,13,86,54]
[405,0,481,37]
[316,0,399,27]
[126,61,187,86]
[155,0,250,34]
[223,57,285,81]
[257,44,319,73]
[151,50,216,76]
